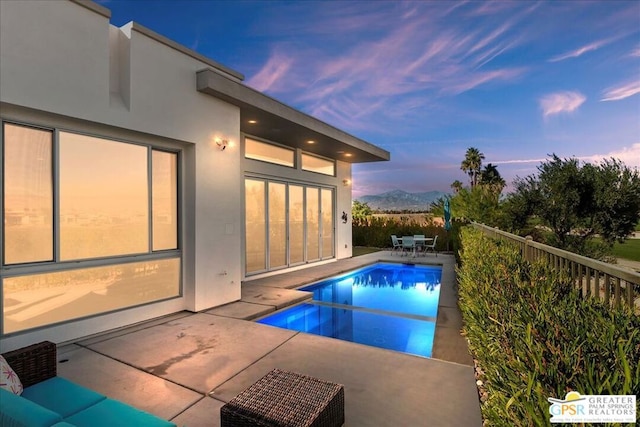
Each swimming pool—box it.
[257,262,442,358]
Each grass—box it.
[352,246,382,257]
[612,238,640,262]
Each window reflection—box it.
[2,124,182,334]
[152,150,178,251]
[245,179,266,273]
[3,258,180,334]
[321,188,334,259]
[59,132,148,260]
[268,182,286,269]
[301,153,335,176]
[306,187,320,261]
[244,179,334,273]
[3,123,53,264]
[245,138,294,167]
[289,185,304,265]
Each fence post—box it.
[525,235,533,262]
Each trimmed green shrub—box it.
[457,227,640,426]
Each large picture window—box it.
[245,178,334,274]
[1,122,181,334]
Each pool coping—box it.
[209,250,473,366]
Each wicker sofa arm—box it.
[2,341,57,388]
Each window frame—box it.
[1,119,183,335]
[301,152,336,176]
[243,175,335,276]
[58,130,151,261]
[2,122,182,269]
[244,137,295,168]
[1,122,55,266]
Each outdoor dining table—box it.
[397,236,434,257]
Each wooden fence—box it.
[471,223,640,312]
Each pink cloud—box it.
[245,1,536,128]
[446,68,525,94]
[601,80,640,101]
[581,143,640,168]
[549,39,611,62]
[491,157,549,165]
[245,51,294,92]
[539,91,586,117]
[491,145,640,171]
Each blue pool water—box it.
[257,263,442,358]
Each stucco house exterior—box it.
[0,0,389,351]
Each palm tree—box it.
[480,163,506,193]
[461,147,485,188]
[451,180,464,193]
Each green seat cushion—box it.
[64,398,176,427]
[21,377,106,418]
[0,388,63,427]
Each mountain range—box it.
[356,189,448,211]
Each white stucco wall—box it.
[0,1,110,119]
[336,160,354,259]
[0,0,367,351]
[0,0,242,348]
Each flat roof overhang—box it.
[196,68,390,163]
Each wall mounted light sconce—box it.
[341,211,349,224]
[216,138,229,151]
[342,179,351,186]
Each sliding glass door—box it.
[321,188,334,259]
[245,178,334,275]
[245,179,266,273]
[306,187,320,263]
[289,185,305,265]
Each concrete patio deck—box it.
[56,251,482,426]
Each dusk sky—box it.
[98,0,640,198]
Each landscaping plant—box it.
[457,227,639,426]
[351,215,458,253]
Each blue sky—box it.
[98,0,640,198]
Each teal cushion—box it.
[0,388,62,427]
[65,398,176,427]
[21,377,106,418]
[51,424,77,427]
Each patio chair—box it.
[390,235,402,256]
[423,235,438,256]
[414,235,425,256]
[401,236,415,257]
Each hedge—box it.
[457,227,639,426]
[352,216,460,253]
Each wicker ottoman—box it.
[220,369,345,427]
